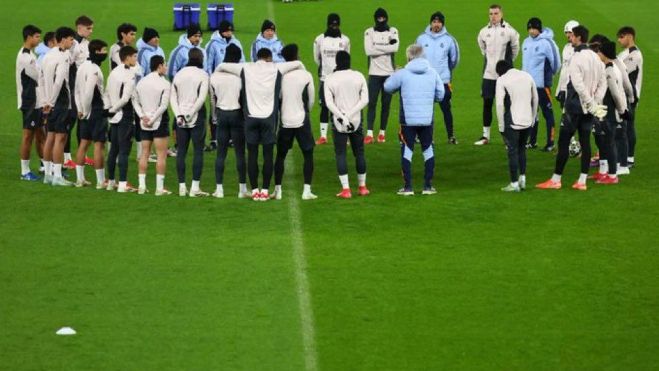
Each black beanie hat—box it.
[261,19,275,33]
[187,23,202,38]
[219,20,233,34]
[600,40,617,59]
[527,17,542,31]
[224,44,242,63]
[430,11,445,24]
[281,44,298,62]
[327,13,340,27]
[374,8,388,21]
[335,50,350,71]
[142,27,159,43]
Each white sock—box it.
[511,181,519,188]
[483,127,491,139]
[578,173,588,184]
[75,165,85,182]
[96,169,105,185]
[240,183,247,193]
[339,174,349,189]
[379,129,386,136]
[191,180,200,192]
[261,188,269,196]
[303,184,311,194]
[599,160,608,174]
[320,122,328,138]
[20,159,30,175]
[179,183,187,192]
[628,156,634,163]
[64,152,72,162]
[367,129,373,137]
[156,174,165,191]
[138,173,146,189]
[519,175,526,184]
[53,164,63,178]
[274,184,282,194]
[551,174,561,183]
[358,173,366,187]
[215,184,223,194]
[44,161,52,177]
[118,181,127,189]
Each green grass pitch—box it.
[1,0,658,370]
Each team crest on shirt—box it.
[535,46,539,52]
[500,32,505,36]
[339,42,345,48]
[440,43,444,48]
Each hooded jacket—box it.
[35,42,51,66]
[416,26,460,84]
[250,33,284,63]
[137,38,165,76]
[168,34,206,80]
[521,27,561,88]
[205,31,245,74]
[383,57,445,126]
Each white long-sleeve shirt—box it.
[170,66,208,128]
[604,63,627,122]
[364,27,399,76]
[74,60,106,119]
[313,33,350,81]
[106,64,137,124]
[477,21,520,80]
[132,72,171,131]
[218,61,303,118]
[495,68,538,132]
[612,58,634,105]
[324,69,369,133]
[566,45,607,114]
[280,69,315,128]
[40,47,71,108]
[618,46,643,101]
[70,37,89,68]
[16,47,40,109]
[209,71,242,111]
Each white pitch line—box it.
[266,2,318,370]
[286,166,319,371]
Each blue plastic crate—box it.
[207,3,234,31]
[173,3,201,31]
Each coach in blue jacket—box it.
[416,11,459,144]
[384,44,445,196]
[522,17,561,151]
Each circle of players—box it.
[16,5,642,199]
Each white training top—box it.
[218,60,304,118]
[106,64,137,124]
[280,68,315,128]
[557,43,574,95]
[40,47,71,108]
[605,63,627,122]
[209,70,242,111]
[477,21,520,80]
[495,68,538,132]
[617,47,643,100]
[313,33,351,81]
[170,66,208,128]
[74,60,105,119]
[567,46,607,113]
[16,47,40,109]
[132,72,171,131]
[324,69,369,133]
[364,26,399,76]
